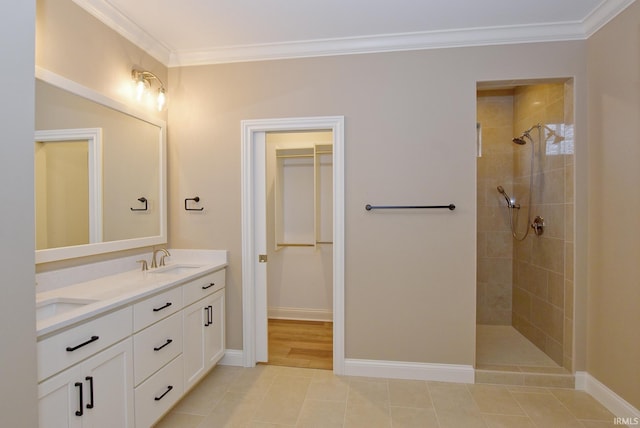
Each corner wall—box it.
[587,0,640,410]
[0,2,38,427]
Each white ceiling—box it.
[75,0,635,67]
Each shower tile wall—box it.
[477,90,515,325]
[511,83,574,369]
[477,83,574,370]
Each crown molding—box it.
[582,0,637,37]
[168,22,586,66]
[71,0,172,65]
[72,0,637,67]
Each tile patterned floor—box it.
[476,325,561,368]
[154,364,620,428]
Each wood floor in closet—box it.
[267,319,333,370]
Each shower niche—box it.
[475,79,575,373]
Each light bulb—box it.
[135,78,146,101]
[157,88,166,111]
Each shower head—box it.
[513,123,541,145]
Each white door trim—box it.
[241,116,345,374]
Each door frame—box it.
[241,116,345,374]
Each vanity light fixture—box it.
[131,68,166,111]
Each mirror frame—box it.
[35,67,167,264]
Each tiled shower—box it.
[477,81,574,371]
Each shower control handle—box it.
[531,216,545,236]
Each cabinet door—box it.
[82,339,134,428]
[204,289,225,369]
[37,339,133,428]
[183,299,207,391]
[38,365,84,428]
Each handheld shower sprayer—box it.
[496,186,518,209]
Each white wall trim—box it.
[345,359,475,384]
[268,307,333,322]
[241,116,345,374]
[219,349,244,367]
[576,371,640,422]
[72,0,635,67]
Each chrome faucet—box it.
[151,248,170,268]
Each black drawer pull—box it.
[153,339,173,351]
[154,385,173,401]
[66,335,99,352]
[85,376,94,409]
[74,382,83,416]
[153,302,172,312]
[202,282,215,290]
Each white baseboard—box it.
[219,349,244,366]
[268,306,333,322]
[576,371,640,423]
[344,358,475,383]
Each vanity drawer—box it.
[183,269,225,307]
[133,311,183,386]
[135,355,184,428]
[133,286,182,332]
[37,306,132,382]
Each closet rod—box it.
[365,204,456,211]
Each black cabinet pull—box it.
[202,282,215,290]
[66,335,99,352]
[208,305,213,326]
[204,306,210,327]
[153,339,173,351]
[74,382,83,416]
[154,385,173,401]
[153,302,172,312]
[85,376,94,409]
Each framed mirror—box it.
[35,67,167,263]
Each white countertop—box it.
[36,250,227,338]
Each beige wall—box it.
[587,1,640,409]
[0,2,38,427]
[168,42,588,363]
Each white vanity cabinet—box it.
[183,270,226,391]
[37,265,227,428]
[37,308,134,428]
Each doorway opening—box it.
[241,116,345,374]
[265,131,334,370]
[475,79,575,380]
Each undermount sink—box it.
[148,264,202,275]
[36,297,99,321]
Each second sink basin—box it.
[148,264,202,275]
[36,297,99,321]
